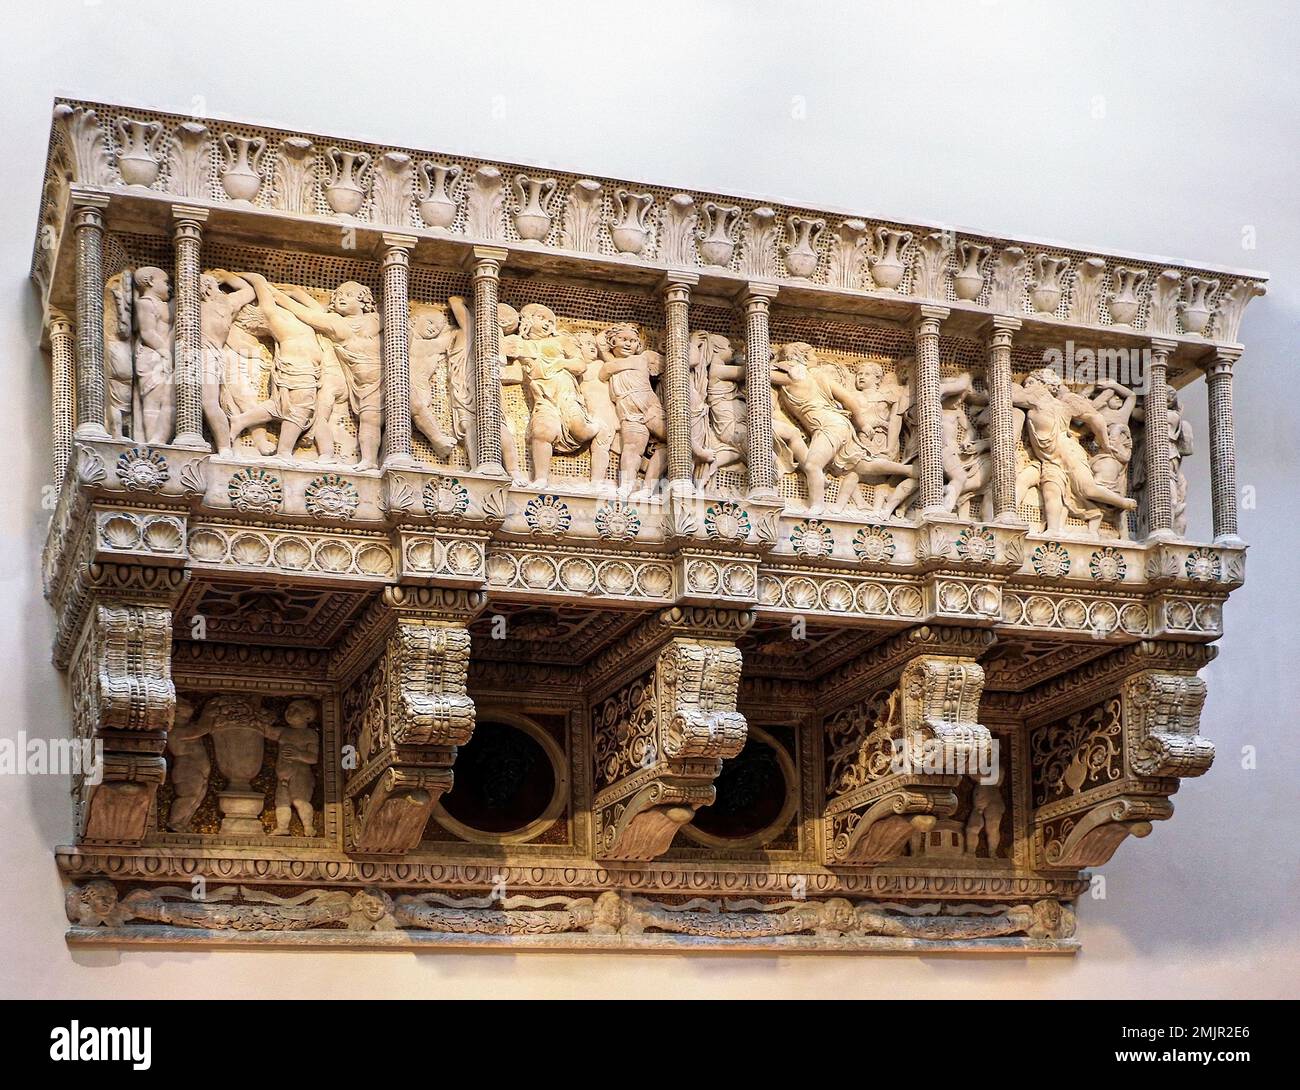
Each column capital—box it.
[71,194,109,229]
[381,232,418,252]
[989,314,1022,334]
[660,270,699,295]
[913,304,950,328]
[741,281,779,305]
[70,191,110,212]
[48,309,74,337]
[464,245,508,273]
[1148,337,1178,359]
[1204,347,1242,377]
[170,203,209,225]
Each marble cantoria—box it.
[33,100,1263,953]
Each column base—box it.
[471,461,511,481]
[74,423,111,441]
[171,432,210,452]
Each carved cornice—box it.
[35,101,1267,354]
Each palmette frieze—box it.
[31,101,1258,952]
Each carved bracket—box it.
[70,600,178,842]
[591,609,751,861]
[823,647,992,866]
[1030,655,1213,868]
[342,588,485,854]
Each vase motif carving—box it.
[1179,276,1219,335]
[322,146,373,216]
[1030,255,1072,314]
[869,227,912,290]
[512,173,558,241]
[417,162,461,229]
[697,202,741,266]
[219,133,266,202]
[114,118,163,187]
[783,215,825,278]
[1108,266,1147,326]
[954,241,992,301]
[611,189,654,255]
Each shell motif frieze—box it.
[187,526,394,579]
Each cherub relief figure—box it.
[1012,368,1136,534]
[268,698,320,837]
[502,304,610,487]
[166,695,210,832]
[938,373,993,518]
[438,295,482,464]
[1085,379,1138,538]
[228,273,324,460]
[1168,389,1194,536]
[692,331,748,487]
[409,308,458,459]
[850,359,909,460]
[132,266,175,445]
[222,304,276,456]
[272,281,383,470]
[199,269,256,455]
[575,329,622,473]
[104,271,134,439]
[597,322,667,491]
[965,766,1006,858]
[771,343,916,513]
[863,368,973,519]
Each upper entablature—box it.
[32,99,1267,352]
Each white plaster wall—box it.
[1,0,1296,999]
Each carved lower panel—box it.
[63,879,1077,952]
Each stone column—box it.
[49,310,76,491]
[1205,348,1242,542]
[1143,338,1176,539]
[468,246,509,476]
[381,234,417,467]
[171,205,208,449]
[913,304,950,514]
[986,315,1021,523]
[662,272,698,487]
[742,283,779,499]
[72,193,110,439]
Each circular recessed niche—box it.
[683,726,797,850]
[434,714,567,844]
